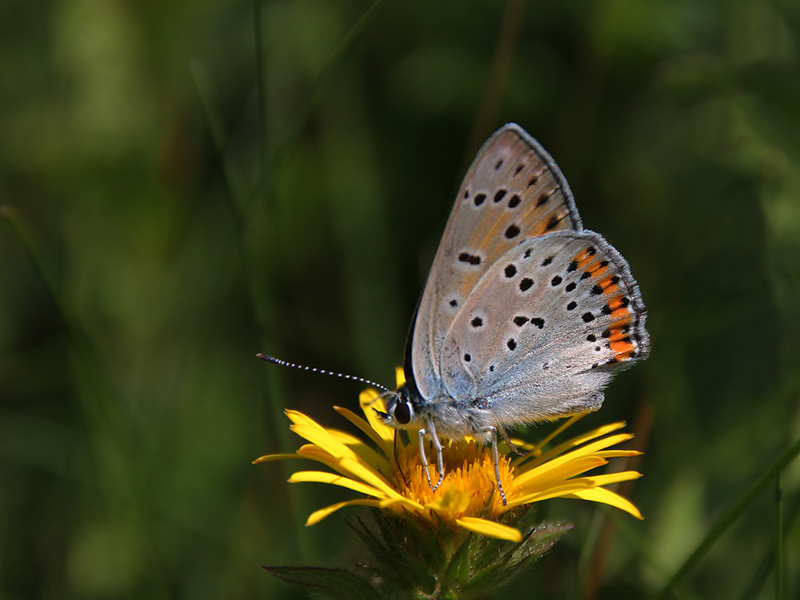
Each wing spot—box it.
[494,190,507,203]
[551,275,563,286]
[449,299,458,307]
[464,353,471,362]
[567,260,578,272]
[591,284,603,295]
[536,190,553,207]
[567,301,577,311]
[582,312,595,323]
[587,334,597,342]
[513,316,529,327]
[523,248,532,259]
[530,317,545,329]
[508,194,521,208]
[527,174,540,188]
[507,338,517,350]
[458,252,481,265]
[602,329,611,338]
[473,193,486,207]
[514,164,524,175]
[519,278,534,292]
[495,158,504,170]
[504,264,517,278]
[544,215,561,231]
[565,282,577,292]
[541,256,553,267]
[471,317,483,328]
[489,365,495,372]
[505,224,521,239]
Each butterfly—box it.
[262,123,649,505]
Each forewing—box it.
[410,124,583,399]
[439,230,649,423]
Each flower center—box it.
[392,440,519,518]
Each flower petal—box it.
[252,453,304,464]
[456,517,523,543]
[515,456,609,490]
[306,499,382,526]
[522,422,628,468]
[573,471,642,487]
[334,405,393,456]
[505,481,595,507]
[564,487,644,519]
[328,428,390,471]
[288,470,386,497]
[424,486,470,514]
[359,389,395,443]
[339,456,404,500]
[394,367,405,388]
[378,497,426,512]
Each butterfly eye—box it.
[393,400,412,425]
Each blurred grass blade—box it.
[273,0,388,166]
[775,475,784,600]
[737,489,800,600]
[657,435,800,599]
[190,60,246,220]
[2,205,67,328]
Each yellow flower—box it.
[255,369,643,543]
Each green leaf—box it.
[263,565,383,600]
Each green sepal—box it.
[262,565,384,600]
[460,522,573,599]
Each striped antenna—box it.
[257,354,391,393]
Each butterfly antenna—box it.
[256,354,391,393]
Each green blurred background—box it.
[2,0,800,598]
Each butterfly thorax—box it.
[381,383,497,443]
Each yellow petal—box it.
[252,453,304,464]
[338,456,403,500]
[288,470,386,497]
[306,499,382,526]
[456,517,523,543]
[296,446,390,482]
[595,450,642,458]
[521,412,589,459]
[378,497,426,512]
[515,456,609,490]
[334,406,393,456]
[328,428,390,471]
[564,487,644,519]
[522,422,628,468]
[505,481,595,507]
[359,389,395,443]
[394,367,406,387]
[424,486,470,514]
[519,433,633,481]
[290,420,363,464]
[573,471,642,487]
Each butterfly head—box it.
[375,385,424,430]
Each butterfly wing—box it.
[409,124,584,400]
[439,230,649,422]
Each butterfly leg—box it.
[417,416,445,492]
[479,426,508,506]
[393,431,409,486]
[498,426,531,457]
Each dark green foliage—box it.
[2,0,800,598]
